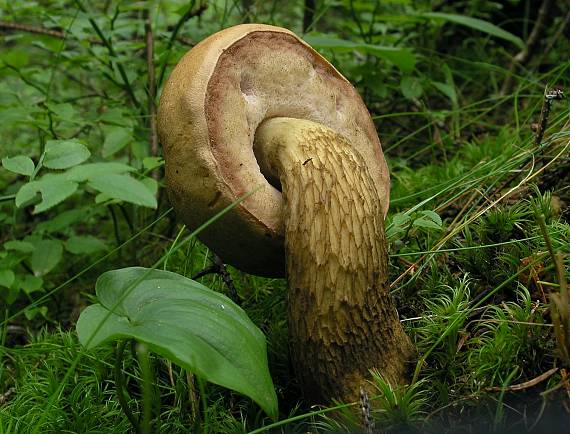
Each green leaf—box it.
[419,12,524,49]
[65,236,107,254]
[102,126,132,158]
[24,306,48,320]
[88,174,157,208]
[140,177,158,196]
[401,76,423,99]
[20,274,43,294]
[16,176,79,214]
[76,267,278,419]
[37,209,85,233]
[48,103,78,123]
[65,162,136,182]
[142,157,164,171]
[413,210,443,230]
[432,82,457,105]
[44,140,91,169]
[420,210,442,226]
[2,155,35,176]
[304,35,416,73]
[0,269,15,288]
[99,108,135,127]
[0,106,43,124]
[4,240,35,253]
[30,240,63,276]
[386,213,411,239]
[0,49,29,68]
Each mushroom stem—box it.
[254,117,414,403]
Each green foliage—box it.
[76,267,278,419]
[0,330,131,433]
[369,372,429,428]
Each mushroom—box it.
[158,24,414,404]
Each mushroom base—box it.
[255,118,414,403]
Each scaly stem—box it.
[255,117,413,403]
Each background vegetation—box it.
[1,0,569,432]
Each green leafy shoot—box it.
[76,267,278,419]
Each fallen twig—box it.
[191,254,240,304]
[0,20,100,44]
[485,367,558,392]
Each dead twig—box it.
[191,254,240,304]
[534,87,565,147]
[0,20,100,44]
[485,367,558,392]
[0,388,15,405]
[359,385,374,434]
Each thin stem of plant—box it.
[144,8,159,180]
[115,340,141,433]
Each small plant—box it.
[369,370,428,430]
[76,267,278,429]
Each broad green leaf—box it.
[48,103,78,123]
[420,210,442,226]
[392,213,411,228]
[304,35,416,73]
[44,139,91,169]
[142,157,164,171]
[2,155,35,176]
[20,274,43,294]
[419,12,524,49]
[76,267,278,419]
[0,49,29,68]
[386,213,411,239]
[102,126,132,157]
[4,240,35,253]
[30,239,63,276]
[140,177,158,196]
[412,217,442,230]
[65,162,136,182]
[0,107,40,124]
[99,108,135,127]
[413,210,443,230]
[65,236,107,254]
[88,174,157,208]
[0,269,15,288]
[401,76,423,99]
[16,177,79,213]
[37,209,85,233]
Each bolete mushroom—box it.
[158,24,413,404]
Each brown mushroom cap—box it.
[158,24,389,277]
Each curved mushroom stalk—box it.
[158,24,414,405]
[255,118,412,402]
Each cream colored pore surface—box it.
[205,31,389,235]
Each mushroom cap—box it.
[158,24,389,277]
